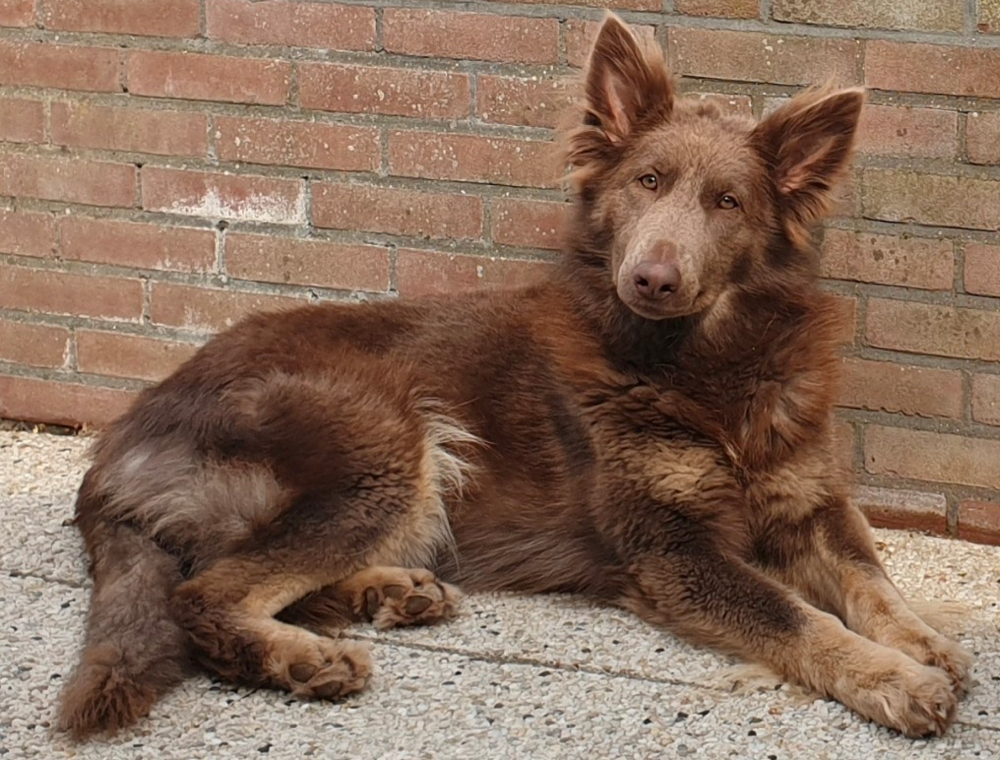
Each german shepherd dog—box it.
[60,16,971,740]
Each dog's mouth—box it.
[617,285,708,321]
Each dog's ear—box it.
[753,85,865,245]
[583,15,674,142]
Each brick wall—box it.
[0,0,998,544]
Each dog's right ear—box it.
[582,15,674,143]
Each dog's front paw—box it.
[855,659,957,738]
[916,635,973,697]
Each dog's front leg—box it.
[619,549,958,737]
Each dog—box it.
[60,15,971,740]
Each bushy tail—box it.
[59,488,190,740]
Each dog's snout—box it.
[633,261,681,300]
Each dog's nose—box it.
[633,261,681,300]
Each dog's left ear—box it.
[753,86,865,245]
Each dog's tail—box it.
[59,473,190,740]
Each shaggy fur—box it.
[60,15,971,740]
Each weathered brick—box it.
[0,375,135,428]
[839,357,963,419]
[0,41,120,92]
[0,153,136,207]
[853,485,947,535]
[206,0,376,51]
[773,0,962,31]
[866,299,1000,362]
[668,29,860,86]
[830,293,858,343]
[388,131,554,188]
[300,63,470,120]
[142,168,305,225]
[980,0,1000,33]
[500,0,658,10]
[490,197,565,251]
[396,249,553,297]
[679,91,755,118]
[856,104,957,159]
[0,320,69,368]
[820,229,953,290]
[126,51,291,106]
[149,282,306,331]
[384,10,559,65]
[312,183,483,241]
[225,234,390,292]
[0,0,34,27]
[477,75,570,129]
[565,20,656,68]
[865,425,1000,490]
[214,117,379,173]
[964,243,1000,297]
[60,217,216,272]
[862,169,1000,232]
[0,267,143,320]
[866,41,1000,98]
[966,111,1000,165]
[677,0,759,19]
[972,374,1000,426]
[76,331,199,382]
[0,209,57,257]
[958,500,1000,546]
[51,102,209,157]
[42,0,200,37]
[0,97,44,143]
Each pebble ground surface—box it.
[1,428,998,759]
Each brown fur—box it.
[59,15,971,741]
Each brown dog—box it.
[60,15,971,740]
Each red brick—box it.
[225,234,390,292]
[964,243,1000,297]
[388,131,554,189]
[384,10,558,65]
[831,293,858,343]
[832,418,856,470]
[477,75,570,129]
[668,29,860,86]
[42,0,200,37]
[866,299,1000,361]
[60,217,216,272]
[0,320,69,368]
[966,111,1000,165]
[0,41,120,92]
[677,0,759,18]
[126,51,291,106]
[773,0,962,31]
[854,485,947,535]
[0,375,135,428]
[972,374,1000,426]
[839,357,963,419]
[0,0,34,27]
[490,197,565,251]
[957,500,1000,546]
[312,183,483,241]
[51,102,208,157]
[0,153,136,207]
[820,229,953,290]
[680,91,754,118]
[300,63,470,120]
[862,169,1000,232]
[142,168,305,225]
[149,282,306,331]
[76,330,200,382]
[866,41,1000,98]
[856,104,957,159]
[214,117,379,173]
[396,249,552,297]
[0,267,142,320]
[0,97,44,143]
[0,209,57,257]
[500,0,658,9]
[206,0,375,51]
[565,20,656,68]
[865,425,1000,490]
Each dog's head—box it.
[562,15,864,322]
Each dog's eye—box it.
[638,174,658,191]
[718,194,740,210]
